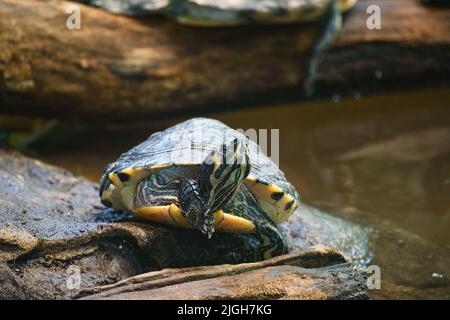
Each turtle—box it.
[100,117,300,260]
[77,0,358,94]
[81,0,357,26]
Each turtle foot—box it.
[200,215,215,239]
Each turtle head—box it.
[199,138,251,213]
[178,138,251,238]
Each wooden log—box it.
[318,0,450,95]
[0,0,449,122]
[80,254,367,300]
[78,247,347,298]
[82,264,368,300]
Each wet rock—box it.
[0,151,370,299]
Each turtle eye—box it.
[117,172,130,182]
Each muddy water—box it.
[40,88,450,247]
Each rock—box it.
[0,151,146,298]
[0,151,369,299]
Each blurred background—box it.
[0,0,449,299]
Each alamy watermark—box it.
[66,265,81,290]
[367,5,381,30]
[66,5,81,30]
[169,122,280,167]
[66,3,382,31]
[364,265,381,290]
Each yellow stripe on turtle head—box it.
[108,172,125,189]
[245,177,298,224]
[101,183,129,212]
[107,167,162,212]
[113,163,195,189]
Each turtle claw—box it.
[201,215,215,239]
[205,228,214,239]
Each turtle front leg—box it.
[178,178,215,238]
[304,1,343,97]
[253,217,289,260]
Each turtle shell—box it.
[100,118,300,224]
[83,0,357,26]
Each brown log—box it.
[81,261,367,300]
[0,0,449,123]
[78,247,346,298]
